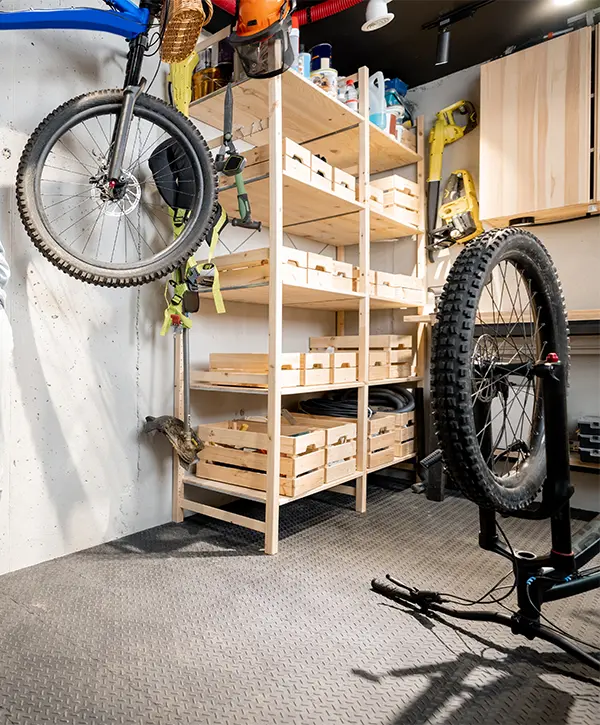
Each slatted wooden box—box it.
[193,353,302,388]
[307,252,353,293]
[243,138,312,184]
[201,247,308,289]
[196,420,327,497]
[370,174,420,229]
[290,413,358,483]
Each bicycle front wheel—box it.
[17,90,218,287]
[431,228,569,513]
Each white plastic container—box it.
[369,71,386,129]
[345,80,358,112]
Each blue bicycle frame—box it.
[0,0,150,40]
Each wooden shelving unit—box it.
[175,64,427,554]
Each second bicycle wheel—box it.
[431,228,569,512]
[17,90,218,287]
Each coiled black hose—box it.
[299,386,415,418]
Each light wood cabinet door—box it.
[595,27,600,204]
[480,27,592,225]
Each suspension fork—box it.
[107,33,148,187]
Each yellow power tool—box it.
[427,100,478,243]
[431,169,483,251]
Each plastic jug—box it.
[369,71,386,129]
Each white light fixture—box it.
[553,0,577,6]
[362,0,394,32]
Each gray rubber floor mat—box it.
[0,485,597,724]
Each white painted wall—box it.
[406,64,600,511]
[0,8,339,574]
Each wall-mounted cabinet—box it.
[480,26,596,226]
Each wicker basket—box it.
[161,0,213,64]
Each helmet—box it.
[229,0,296,79]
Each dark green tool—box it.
[215,84,261,231]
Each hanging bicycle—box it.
[7,0,218,287]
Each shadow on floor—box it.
[354,600,599,725]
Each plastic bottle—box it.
[369,71,386,129]
[290,16,300,71]
[345,80,358,112]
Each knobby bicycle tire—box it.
[431,228,569,512]
[17,90,218,287]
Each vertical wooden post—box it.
[265,74,283,555]
[414,115,427,380]
[172,332,185,522]
[356,66,371,513]
[336,247,345,336]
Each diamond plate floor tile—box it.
[0,485,597,725]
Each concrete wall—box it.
[406,64,600,511]
[0,12,338,574]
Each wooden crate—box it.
[396,423,416,442]
[395,439,415,459]
[289,413,357,446]
[312,154,333,192]
[368,447,395,469]
[196,420,327,497]
[395,411,415,428]
[307,252,353,293]
[244,138,312,184]
[369,413,396,436]
[396,126,417,151]
[371,174,419,199]
[193,352,301,388]
[368,430,396,452]
[367,184,385,212]
[325,458,357,483]
[289,413,358,482]
[333,167,357,202]
[310,334,412,350]
[300,351,332,386]
[200,246,307,289]
[388,362,412,379]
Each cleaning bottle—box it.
[369,71,386,129]
[290,15,300,71]
[345,79,358,112]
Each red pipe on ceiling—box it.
[211,0,364,26]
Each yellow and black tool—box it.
[427,100,478,240]
[430,169,483,252]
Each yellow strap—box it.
[206,207,227,314]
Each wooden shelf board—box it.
[367,453,417,475]
[306,123,421,175]
[368,376,423,387]
[183,473,268,503]
[282,381,363,395]
[370,207,421,242]
[190,70,362,146]
[219,170,364,244]
[570,452,600,472]
[403,309,600,326]
[371,296,423,310]
[182,470,362,507]
[279,469,362,504]
[198,280,364,310]
[191,381,365,395]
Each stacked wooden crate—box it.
[369,271,426,306]
[243,138,358,201]
[371,174,420,229]
[289,413,357,482]
[196,420,327,496]
[310,334,413,381]
[395,410,416,459]
[367,413,397,468]
[193,351,358,389]
[192,353,302,388]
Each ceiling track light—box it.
[423,0,496,67]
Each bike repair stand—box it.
[373,352,600,670]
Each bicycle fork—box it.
[107,32,148,191]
